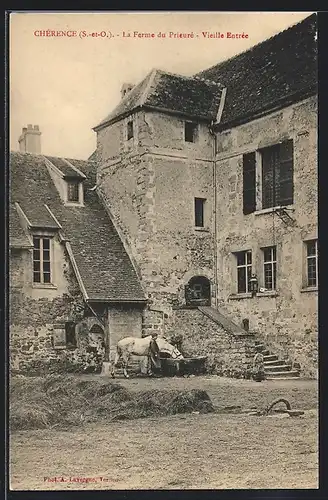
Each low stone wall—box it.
[10,323,105,375]
[9,288,100,375]
[253,331,318,379]
[216,299,318,379]
[165,308,256,377]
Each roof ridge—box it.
[43,156,64,179]
[196,13,316,77]
[154,67,225,87]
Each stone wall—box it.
[97,110,216,336]
[215,96,318,377]
[96,97,317,376]
[109,305,143,359]
[165,308,256,377]
[10,242,87,373]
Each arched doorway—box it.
[185,276,211,307]
[89,324,105,348]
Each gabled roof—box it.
[196,14,317,127]
[94,14,316,132]
[9,204,33,249]
[10,152,146,303]
[94,69,226,130]
[45,155,86,180]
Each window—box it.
[243,152,256,214]
[306,240,318,287]
[127,120,134,140]
[236,250,252,293]
[52,322,77,349]
[261,139,293,209]
[242,139,294,214]
[67,181,80,202]
[194,198,206,227]
[184,121,198,143]
[262,246,277,290]
[33,236,51,284]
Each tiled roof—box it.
[94,14,316,130]
[45,155,86,179]
[9,204,33,248]
[94,69,225,129]
[10,152,146,302]
[94,71,155,129]
[196,14,317,126]
[145,70,224,120]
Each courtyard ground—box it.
[10,375,319,490]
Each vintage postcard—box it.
[8,11,318,491]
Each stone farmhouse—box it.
[9,14,317,377]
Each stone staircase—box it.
[198,306,251,337]
[255,340,300,380]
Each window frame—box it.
[262,245,277,291]
[235,250,252,294]
[67,180,80,203]
[32,236,53,285]
[306,239,318,288]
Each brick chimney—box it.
[18,124,41,154]
[120,83,134,100]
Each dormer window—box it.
[67,181,80,202]
[33,236,52,284]
[127,120,134,140]
[184,121,198,143]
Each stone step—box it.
[264,359,287,367]
[265,370,300,379]
[265,364,292,373]
[255,345,270,356]
[266,376,301,381]
[255,343,265,350]
[264,354,279,362]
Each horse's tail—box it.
[111,344,122,378]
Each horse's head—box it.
[156,337,184,359]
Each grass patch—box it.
[10,375,214,431]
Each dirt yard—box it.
[10,375,318,490]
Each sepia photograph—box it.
[8,10,318,490]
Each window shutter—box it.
[276,139,293,206]
[262,144,279,209]
[52,323,66,349]
[242,152,256,214]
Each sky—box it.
[9,11,313,160]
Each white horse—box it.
[111,335,184,379]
